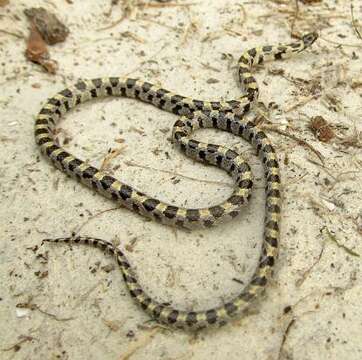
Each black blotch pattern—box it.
[260,256,275,268]
[263,144,274,153]
[267,174,280,183]
[173,131,186,141]
[35,128,49,136]
[56,151,70,162]
[142,82,152,92]
[130,289,142,298]
[228,195,244,205]
[188,139,198,149]
[167,310,179,324]
[238,66,249,74]
[59,89,73,98]
[225,302,237,316]
[193,100,204,109]
[82,166,98,179]
[100,175,115,190]
[63,101,70,111]
[164,206,178,219]
[140,298,151,310]
[238,179,253,189]
[266,159,279,168]
[248,48,257,57]
[239,56,249,65]
[266,220,279,231]
[243,76,256,84]
[152,306,164,318]
[171,95,184,104]
[198,150,206,160]
[206,309,217,324]
[156,88,169,97]
[186,312,198,326]
[109,77,119,87]
[251,276,267,287]
[265,236,278,248]
[48,98,61,107]
[68,159,82,171]
[119,185,133,200]
[39,108,53,115]
[126,78,136,89]
[143,199,160,212]
[267,204,281,214]
[75,81,87,91]
[209,206,224,218]
[239,292,255,302]
[36,118,49,126]
[46,144,59,156]
[92,79,102,88]
[172,104,183,114]
[186,209,200,222]
[267,189,280,198]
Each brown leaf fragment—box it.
[24,7,69,45]
[351,80,362,89]
[100,147,126,172]
[0,0,9,7]
[309,116,335,143]
[102,318,121,332]
[34,270,49,278]
[206,78,219,84]
[25,23,58,74]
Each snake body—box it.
[36,33,318,330]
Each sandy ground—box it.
[0,0,361,359]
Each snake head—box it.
[302,32,318,48]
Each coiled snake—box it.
[36,32,318,330]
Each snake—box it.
[36,32,318,330]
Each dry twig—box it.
[261,125,325,163]
[350,2,362,41]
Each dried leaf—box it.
[24,7,69,45]
[25,23,58,73]
[309,116,335,143]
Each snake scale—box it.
[36,32,318,330]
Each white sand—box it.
[0,1,361,359]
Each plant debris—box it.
[296,244,325,287]
[25,23,58,74]
[16,297,75,321]
[261,125,325,163]
[309,116,335,142]
[102,318,121,332]
[350,3,362,41]
[322,227,360,257]
[24,7,69,45]
[100,146,126,172]
[2,335,34,353]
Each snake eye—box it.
[302,32,318,46]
